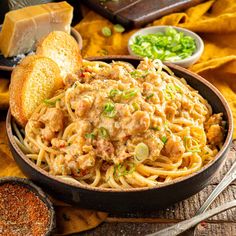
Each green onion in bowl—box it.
[130,27,196,61]
[128,26,204,68]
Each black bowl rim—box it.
[6,55,233,193]
[0,176,56,235]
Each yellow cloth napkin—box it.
[1,0,236,234]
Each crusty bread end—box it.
[10,55,63,127]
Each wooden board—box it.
[80,0,206,28]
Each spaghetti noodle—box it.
[13,58,225,189]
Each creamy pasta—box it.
[14,58,225,189]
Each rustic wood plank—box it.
[107,184,236,221]
[196,223,236,236]
[81,222,236,235]
[107,185,236,221]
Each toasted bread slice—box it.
[10,55,63,127]
[36,31,82,80]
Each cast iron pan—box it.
[6,56,233,212]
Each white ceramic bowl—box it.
[128,26,204,68]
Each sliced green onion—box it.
[103,102,116,118]
[132,102,140,111]
[130,26,196,61]
[114,24,125,33]
[146,93,154,100]
[130,71,141,78]
[109,89,121,98]
[104,102,115,112]
[114,162,136,177]
[161,136,168,144]
[85,133,95,140]
[164,83,176,100]
[43,99,60,106]
[130,70,148,79]
[102,27,112,37]
[122,88,139,99]
[98,127,109,138]
[135,142,149,162]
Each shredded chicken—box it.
[96,139,115,161]
[205,113,223,131]
[75,95,94,117]
[76,153,95,170]
[127,111,150,135]
[207,125,224,145]
[163,136,185,158]
[40,108,64,141]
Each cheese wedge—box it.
[0,1,73,58]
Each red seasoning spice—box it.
[0,183,51,236]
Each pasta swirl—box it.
[13,59,225,189]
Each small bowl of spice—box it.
[0,177,56,236]
[128,26,204,68]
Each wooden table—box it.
[82,143,236,236]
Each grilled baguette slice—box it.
[36,31,82,80]
[10,55,63,127]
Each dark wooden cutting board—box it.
[80,0,206,28]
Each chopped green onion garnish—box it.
[103,102,116,118]
[164,83,176,100]
[122,88,139,99]
[135,143,149,162]
[109,89,121,98]
[130,26,196,61]
[43,99,60,106]
[114,24,125,33]
[146,93,154,100]
[102,27,112,37]
[130,71,141,78]
[130,70,148,79]
[132,102,140,111]
[98,127,109,138]
[85,133,95,139]
[114,162,135,177]
[161,136,168,144]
